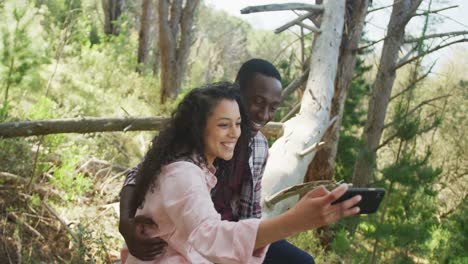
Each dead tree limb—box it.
[404,30,468,43]
[412,5,458,17]
[280,102,301,122]
[0,172,63,197]
[357,37,385,51]
[395,38,468,69]
[299,141,326,157]
[0,117,283,138]
[390,62,436,102]
[7,213,45,240]
[298,21,321,33]
[383,94,450,129]
[42,202,79,242]
[275,11,321,34]
[361,30,468,51]
[0,117,167,138]
[280,68,310,100]
[264,180,343,207]
[368,4,394,14]
[241,3,324,14]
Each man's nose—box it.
[257,107,270,122]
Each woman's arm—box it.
[160,162,361,262]
[254,184,361,249]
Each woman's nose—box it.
[231,125,241,138]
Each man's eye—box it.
[254,98,263,104]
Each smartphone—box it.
[331,187,386,214]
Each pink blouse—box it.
[125,161,268,264]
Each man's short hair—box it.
[235,58,282,90]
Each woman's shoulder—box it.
[163,160,203,172]
[160,160,216,192]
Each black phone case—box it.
[331,188,386,214]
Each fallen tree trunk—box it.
[0,117,283,138]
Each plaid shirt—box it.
[123,132,269,221]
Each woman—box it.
[125,82,361,263]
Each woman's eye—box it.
[236,122,241,127]
[218,124,228,127]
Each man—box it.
[119,59,315,263]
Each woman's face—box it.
[203,99,242,165]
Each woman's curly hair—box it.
[134,82,251,207]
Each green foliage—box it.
[335,58,371,182]
[0,138,34,175]
[332,33,457,263]
[40,0,82,28]
[49,143,92,201]
[341,85,445,262]
[431,199,468,263]
[0,1,48,119]
[331,228,352,256]
[289,230,341,263]
[75,223,111,263]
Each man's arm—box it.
[119,166,167,261]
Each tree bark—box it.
[241,4,324,14]
[0,118,282,138]
[305,0,369,183]
[102,0,124,35]
[137,0,153,72]
[352,0,422,187]
[158,0,200,104]
[261,0,346,218]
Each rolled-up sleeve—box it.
[160,162,268,264]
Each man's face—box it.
[240,73,282,135]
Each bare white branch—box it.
[299,141,326,157]
[275,11,321,34]
[404,30,468,43]
[412,5,458,17]
[298,21,321,33]
[241,3,324,14]
[396,38,468,69]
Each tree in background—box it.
[352,0,423,187]
[331,1,468,261]
[136,0,153,73]
[158,0,200,104]
[102,0,124,36]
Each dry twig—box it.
[42,202,79,242]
